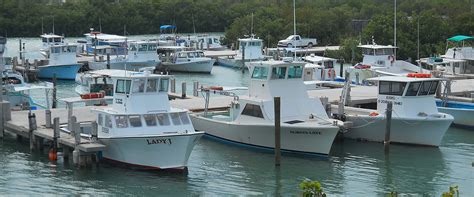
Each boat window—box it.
[156,114,171,126]
[379,81,406,96]
[105,115,113,128]
[179,112,190,125]
[132,78,146,93]
[51,47,61,53]
[271,67,287,79]
[362,48,373,55]
[115,115,129,128]
[54,37,62,42]
[42,38,48,42]
[159,78,169,92]
[251,66,269,79]
[144,114,157,126]
[198,52,205,57]
[208,38,212,44]
[384,48,394,55]
[418,81,432,96]
[146,78,158,92]
[214,38,219,43]
[406,82,421,96]
[129,115,142,127]
[241,104,264,118]
[138,44,148,51]
[129,44,137,51]
[188,52,195,58]
[170,113,181,125]
[429,81,439,95]
[115,79,131,94]
[148,44,157,51]
[324,61,334,68]
[98,114,103,126]
[288,65,303,78]
[178,52,187,58]
[375,49,385,55]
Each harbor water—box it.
[1,37,473,195]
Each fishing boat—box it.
[157,46,214,73]
[347,40,427,83]
[436,100,474,128]
[37,44,81,80]
[218,36,266,69]
[75,69,117,96]
[81,31,128,56]
[92,70,204,170]
[88,41,160,71]
[181,34,225,51]
[190,60,342,156]
[40,34,64,50]
[302,54,346,90]
[345,75,453,146]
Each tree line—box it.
[0,0,473,62]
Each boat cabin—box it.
[440,35,474,74]
[127,41,160,62]
[47,44,78,66]
[369,76,443,117]
[302,55,337,81]
[41,34,64,48]
[157,47,204,63]
[358,44,397,67]
[238,37,264,60]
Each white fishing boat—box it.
[347,40,427,83]
[92,70,204,170]
[345,76,453,146]
[302,54,346,90]
[75,69,118,96]
[40,34,64,51]
[157,46,214,73]
[436,100,474,128]
[419,35,474,75]
[37,43,81,80]
[218,36,266,68]
[88,41,160,71]
[190,60,342,156]
[181,34,225,51]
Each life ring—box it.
[80,92,105,99]
[407,73,432,78]
[388,55,395,63]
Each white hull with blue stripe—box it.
[436,100,474,128]
[38,64,81,80]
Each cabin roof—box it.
[249,60,306,67]
[447,35,474,42]
[358,44,397,49]
[87,69,171,79]
[368,76,443,82]
[84,33,127,40]
[303,55,336,62]
[238,37,262,42]
[41,34,63,38]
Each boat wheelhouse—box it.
[40,34,64,49]
[82,32,128,55]
[92,71,203,170]
[38,44,81,80]
[218,36,265,68]
[190,60,342,155]
[345,76,453,146]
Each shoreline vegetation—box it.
[0,0,473,62]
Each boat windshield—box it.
[115,79,131,94]
[251,66,269,79]
[271,67,287,79]
[379,81,406,96]
[287,65,303,78]
[405,81,438,96]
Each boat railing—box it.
[198,87,239,117]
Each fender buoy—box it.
[49,149,57,161]
[369,112,379,116]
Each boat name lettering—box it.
[115,98,123,104]
[378,99,402,106]
[146,138,172,145]
[290,130,321,135]
[385,96,396,100]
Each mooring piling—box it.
[170,78,176,93]
[28,112,37,151]
[193,81,199,97]
[274,97,281,166]
[52,74,57,109]
[181,82,187,98]
[45,109,52,128]
[384,102,393,151]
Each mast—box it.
[52,16,55,35]
[293,0,297,60]
[394,0,397,58]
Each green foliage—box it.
[299,179,326,197]
[441,185,459,197]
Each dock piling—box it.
[28,112,37,151]
[181,82,187,98]
[384,102,393,151]
[91,121,98,142]
[339,60,344,77]
[68,116,77,134]
[193,81,199,97]
[170,79,176,93]
[355,72,360,85]
[0,102,3,138]
[52,74,57,109]
[45,109,52,128]
[53,117,60,150]
[274,97,281,166]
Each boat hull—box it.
[345,114,453,146]
[436,101,474,128]
[89,61,159,71]
[190,115,339,156]
[164,59,215,73]
[99,132,203,170]
[38,64,81,80]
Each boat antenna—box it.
[41,17,44,34]
[192,13,196,34]
[393,0,397,58]
[99,17,102,33]
[52,16,55,35]
[293,0,297,60]
[251,13,254,37]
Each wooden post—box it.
[181,82,187,98]
[45,109,52,128]
[170,79,176,93]
[193,81,199,97]
[28,112,37,151]
[74,122,81,145]
[0,102,3,138]
[52,74,57,109]
[384,102,393,151]
[339,60,344,77]
[69,116,77,134]
[274,97,281,166]
[72,122,81,167]
[53,117,60,151]
[106,53,111,69]
[91,121,98,142]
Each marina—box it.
[1,0,474,195]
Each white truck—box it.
[277,35,317,48]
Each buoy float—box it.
[407,73,432,78]
[48,149,57,161]
[80,92,105,99]
[369,111,379,116]
[209,86,223,91]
